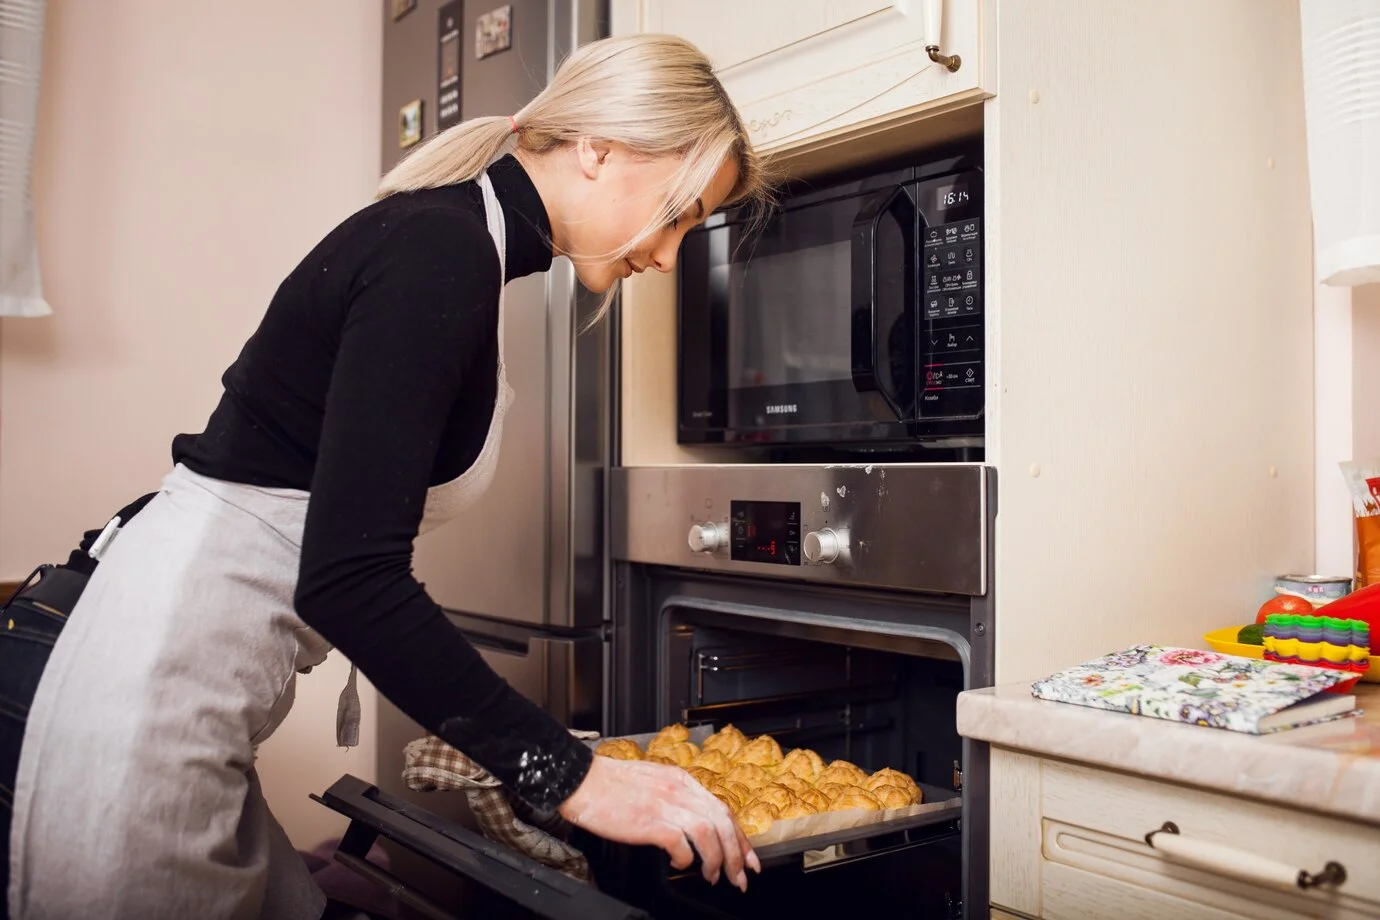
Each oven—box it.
[312,463,994,920]
[677,147,985,454]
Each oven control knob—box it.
[687,522,725,554]
[804,528,848,565]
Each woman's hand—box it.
[558,755,761,891]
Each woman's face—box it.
[565,142,740,294]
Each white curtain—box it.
[1300,0,1380,287]
[0,0,50,317]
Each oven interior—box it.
[585,591,980,920]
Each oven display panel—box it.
[730,500,801,565]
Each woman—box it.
[3,32,770,920]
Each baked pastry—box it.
[690,749,732,774]
[686,767,719,787]
[737,801,779,837]
[733,735,783,770]
[816,782,849,802]
[866,768,919,801]
[650,723,690,747]
[816,765,867,788]
[710,789,742,811]
[778,748,825,782]
[654,741,700,767]
[701,724,747,759]
[797,788,832,813]
[593,739,642,761]
[768,772,811,796]
[778,798,819,820]
[823,760,868,781]
[751,784,798,812]
[830,789,881,812]
[723,762,772,789]
[708,780,752,811]
[870,784,913,809]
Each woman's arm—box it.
[292,209,592,814]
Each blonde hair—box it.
[376,33,773,318]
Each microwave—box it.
[678,147,984,451]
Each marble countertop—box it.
[957,680,1380,826]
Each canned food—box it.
[1275,574,1353,604]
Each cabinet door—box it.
[611,0,984,152]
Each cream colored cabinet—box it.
[990,750,1380,920]
[610,0,986,154]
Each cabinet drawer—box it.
[1040,760,1380,919]
[611,0,986,153]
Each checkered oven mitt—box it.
[401,731,600,884]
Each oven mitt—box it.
[401,731,600,884]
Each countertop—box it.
[957,680,1380,826]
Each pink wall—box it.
[0,1,381,575]
[0,0,383,849]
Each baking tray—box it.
[585,730,963,858]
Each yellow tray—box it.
[1203,625,1379,682]
[1202,626,1265,660]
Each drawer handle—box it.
[1145,822,1346,891]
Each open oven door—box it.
[312,775,648,920]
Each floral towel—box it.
[1031,645,1353,734]
[401,732,598,883]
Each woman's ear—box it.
[574,137,613,179]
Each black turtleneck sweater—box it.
[170,155,592,813]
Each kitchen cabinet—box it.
[610,0,986,154]
[990,749,1380,919]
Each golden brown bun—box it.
[830,789,882,812]
[708,780,752,811]
[593,739,642,761]
[690,749,732,774]
[644,753,676,766]
[797,788,832,813]
[733,735,783,769]
[711,789,741,811]
[686,767,720,787]
[750,784,798,812]
[778,798,819,820]
[653,741,700,767]
[870,784,913,809]
[769,772,811,796]
[778,748,825,782]
[865,768,919,799]
[738,801,779,837]
[651,723,690,746]
[816,765,867,788]
[723,762,772,789]
[824,760,867,780]
[701,724,747,759]
[816,782,849,802]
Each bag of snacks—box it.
[1340,459,1380,589]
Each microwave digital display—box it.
[936,182,971,210]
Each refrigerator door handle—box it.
[444,608,608,655]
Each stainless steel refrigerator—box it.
[375,0,611,891]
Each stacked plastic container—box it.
[1263,613,1370,685]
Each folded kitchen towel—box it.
[401,731,599,883]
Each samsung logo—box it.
[764,403,798,415]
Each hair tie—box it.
[508,114,519,134]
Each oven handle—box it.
[850,185,915,420]
[443,608,608,656]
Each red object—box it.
[1254,594,1313,624]
[1316,582,1380,641]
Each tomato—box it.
[1255,594,1314,624]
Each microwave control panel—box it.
[920,183,984,423]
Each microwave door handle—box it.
[850,187,912,420]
